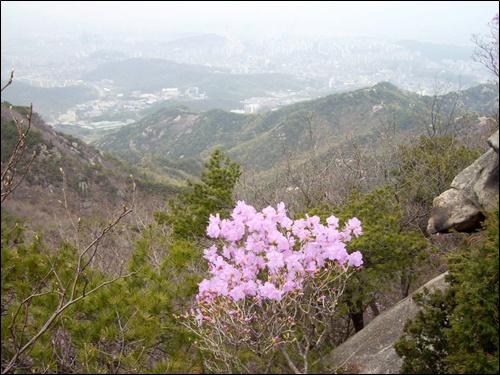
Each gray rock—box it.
[327,272,449,374]
[488,129,499,152]
[427,189,485,234]
[427,130,499,234]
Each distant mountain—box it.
[1,57,311,119]
[456,83,500,113]
[0,81,98,118]
[81,57,307,103]
[92,81,499,178]
[82,58,215,92]
[92,81,416,173]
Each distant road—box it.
[89,83,106,99]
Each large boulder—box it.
[427,130,499,234]
[327,272,449,374]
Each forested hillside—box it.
[93,81,498,172]
[0,99,183,273]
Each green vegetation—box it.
[311,186,430,332]
[1,118,43,163]
[392,134,482,226]
[154,148,242,241]
[1,215,203,373]
[394,206,499,374]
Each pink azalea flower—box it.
[241,280,257,296]
[305,261,317,277]
[346,217,363,238]
[347,251,364,267]
[284,252,304,274]
[231,200,256,222]
[207,213,222,238]
[194,308,204,327]
[306,214,320,228]
[259,281,283,301]
[229,285,246,301]
[266,249,285,273]
[326,215,339,229]
[203,245,218,262]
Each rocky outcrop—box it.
[327,273,449,374]
[427,130,499,234]
[325,131,498,374]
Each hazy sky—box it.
[1,1,498,45]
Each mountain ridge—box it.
[91,81,499,178]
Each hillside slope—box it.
[1,103,178,238]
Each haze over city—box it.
[1,0,498,130]
[2,1,498,44]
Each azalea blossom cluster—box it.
[197,200,363,306]
[175,201,364,373]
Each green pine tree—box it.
[311,185,430,332]
[155,148,241,241]
[394,205,499,374]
